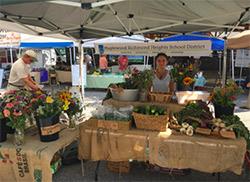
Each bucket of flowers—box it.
[58,91,83,129]
[171,64,196,91]
[2,90,33,145]
[109,68,140,101]
[210,79,243,118]
[31,91,62,142]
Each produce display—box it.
[221,115,250,149]
[175,101,213,129]
[92,105,132,122]
[133,105,167,116]
[174,101,250,149]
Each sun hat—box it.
[24,50,37,62]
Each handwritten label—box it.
[40,124,60,136]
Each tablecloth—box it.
[0,127,78,182]
[78,121,246,175]
[86,74,125,89]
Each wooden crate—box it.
[107,161,130,173]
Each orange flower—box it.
[183,77,193,86]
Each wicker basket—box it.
[132,112,169,131]
[107,161,130,173]
[148,92,172,103]
[89,118,131,131]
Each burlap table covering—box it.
[0,128,78,182]
[79,121,246,175]
[103,99,184,113]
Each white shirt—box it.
[152,72,171,93]
[9,58,30,86]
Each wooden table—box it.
[0,127,78,182]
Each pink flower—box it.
[6,103,14,109]
[13,110,22,117]
[3,109,10,117]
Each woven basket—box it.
[148,92,172,103]
[107,161,130,173]
[132,112,169,131]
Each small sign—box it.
[40,123,61,136]
[235,49,250,68]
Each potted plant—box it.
[211,80,242,118]
[32,92,62,142]
[171,64,196,91]
[2,90,33,145]
[110,68,140,101]
[58,91,83,129]
[135,69,154,101]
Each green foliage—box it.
[222,115,250,150]
[176,103,203,124]
[212,79,243,107]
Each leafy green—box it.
[222,115,250,149]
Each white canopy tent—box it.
[0,0,249,39]
[1,0,250,91]
[82,35,149,48]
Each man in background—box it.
[8,50,40,91]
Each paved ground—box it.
[52,90,250,182]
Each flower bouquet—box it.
[2,90,33,145]
[171,64,196,91]
[210,79,242,118]
[31,91,62,142]
[58,91,83,129]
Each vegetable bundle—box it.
[133,105,167,116]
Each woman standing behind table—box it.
[152,53,174,93]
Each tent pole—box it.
[69,47,72,65]
[78,41,85,99]
[222,43,227,86]
[10,47,14,65]
[231,50,235,80]
[5,49,8,64]
[73,46,76,64]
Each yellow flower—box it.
[63,104,69,111]
[46,96,54,103]
[63,99,70,111]
[179,72,184,75]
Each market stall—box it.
[19,33,75,84]
[83,35,148,89]
[86,73,125,89]
[228,30,250,109]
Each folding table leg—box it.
[81,160,85,176]
[95,161,101,181]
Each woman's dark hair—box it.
[155,53,168,62]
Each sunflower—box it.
[183,77,193,86]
